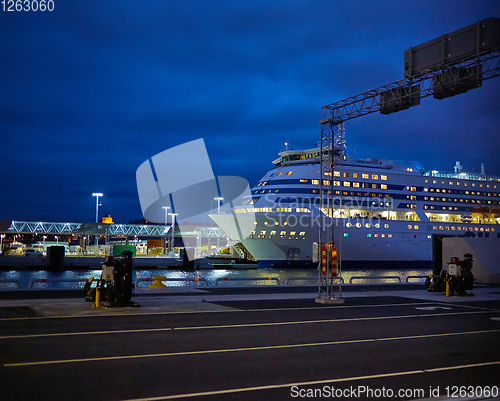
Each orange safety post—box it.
[332,248,337,277]
[322,245,326,276]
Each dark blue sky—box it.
[1,0,499,223]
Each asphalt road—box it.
[1,293,499,401]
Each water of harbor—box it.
[0,267,431,290]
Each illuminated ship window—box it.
[407,225,412,229]
[449,182,453,185]
[367,234,371,237]
[270,231,276,235]
[433,180,437,184]
[290,231,296,236]
[410,195,416,200]
[410,187,416,192]
[381,184,387,190]
[353,182,360,188]
[346,223,352,228]
[365,223,371,228]
[353,173,359,178]
[381,175,387,180]
[344,172,350,178]
[323,180,330,186]
[381,234,386,238]
[260,231,266,236]
[300,179,308,183]
[388,234,393,238]
[372,174,378,180]
[280,231,286,235]
[344,233,348,237]
[374,234,379,238]
[372,184,377,189]
[427,235,432,239]
[414,225,419,230]
[299,231,305,236]
[439,226,443,230]
[375,224,380,228]
[433,226,437,230]
[344,182,351,187]
[312,179,319,185]
[334,171,340,177]
[425,179,429,183]
[384,224,389,228]
[250,230,256,235]
[286,171,293,176]
[277,172,283,176]
[362,174,369,179]
[356,223,362,228]
[474,227,479,231]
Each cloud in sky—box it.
[1,0,499,223]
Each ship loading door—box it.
[287,248,300,260]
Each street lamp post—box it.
[92,193,103,247]
[214,197,224,253]
[0,234,4,255]
[168,213,178,255]
[162,206,170,255]
[92,193,103,223]
[214,197,224,214]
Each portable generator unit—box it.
[84,250,138,307]
[425,253,474,296]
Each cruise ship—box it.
[210,146,500,269]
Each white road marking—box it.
[120,360,500,400]
[0,310,496,339]
[415,306,452,310]
[4,329,500,367]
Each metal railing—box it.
[136,277,208,287]
[0,279,21,289]
[348,276,402,284]
[215,277,280,286]
[29,278,90,289]
[405,275,430,283]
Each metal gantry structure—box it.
[4,221,228,238]
[317,18,500,303]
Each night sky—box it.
[1,0,499,224]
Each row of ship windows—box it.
[234,207,312,214]
[250,230,306,238]
[423,188,498,195]
[432,226,495,232]
[258,180,499,198]
[424,179,498,188]
[264,171,390,180]
[422,205,500,210]
[249,227,497,239]
[408,195,499,203]
[266,172,499,189]
[345,222,496,232]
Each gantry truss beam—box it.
[3,221,228,238]
[320,49,500,125]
